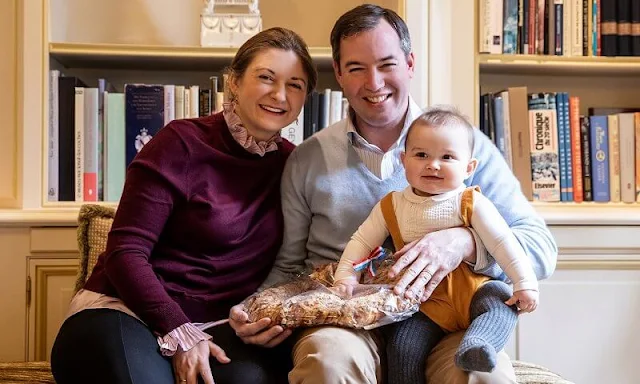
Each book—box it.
[529,108,561,201]
[125,84,165,166]
[589,115,610,202]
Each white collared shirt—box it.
[346,97,424,180]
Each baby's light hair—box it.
[405,105,475,151]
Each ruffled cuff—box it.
[157,322,212,357]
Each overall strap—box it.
[380,192,404,252]
[460,186,481,227]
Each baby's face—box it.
[401,123,476,196]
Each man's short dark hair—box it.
[330,4,411,68]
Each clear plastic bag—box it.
[243,254,419,330]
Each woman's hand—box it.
[228,304,292,347]
[172,339,230,384]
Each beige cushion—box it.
[74,204,115,293]
[512,361,573,384]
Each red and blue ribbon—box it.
[352,246,392,277]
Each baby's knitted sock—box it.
[455,280,518,372]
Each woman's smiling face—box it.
[230,48,309,142]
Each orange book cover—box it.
[569,96,583,202]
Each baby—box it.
[334,106,539,383]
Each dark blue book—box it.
[125,84,165,166]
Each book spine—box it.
[569,97,583,202]
[125,84,165,166]
[530,0,537,53]
[607,114,620,202]
[632,0,640,55]
[556,93,567,201]
[503,0,519,53]
[571,0,584,55]
[589,115,609,201]
[561,93,573,200]
[174,85,185,119]
[199,89,212,117]
[599,0,617,56]
[518,0,525,53]
[189,85,199,118]
[74,87,85,202]
[105,93,126,202]
[555,0,564,55]
[580,116,593,201]
[529,108,561,201]
[618,113,636,203]
[281,106,304,145]
[490,0,505,53]
[48,70,60,202]
[635,113,640,202]
[164,85,175,124]
[83,88,99,202]
[617,0,632,56]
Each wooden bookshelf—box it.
[49,43,334,71]
[477,54,640,76]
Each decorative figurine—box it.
[200,0,263,48]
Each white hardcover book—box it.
[48,70,60,202]
[215,92,225,113]
[329,90,343,125]
[164,85,175,124]
[83,88,99,202]
[175,85,185,119]
[184,88,191,118]
[281,106,304,145]
[571,0,583,56]
[618,113,635,203]
[529,109,560,201]
[189,85,200,118]
[607,114,620,202]
[74,87,85,202]
[322,89,331,129]
[488,0,504,54]
[478,0,492,53]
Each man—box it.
[230,4,557,383]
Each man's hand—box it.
[505,289,539,313]
[388,227,476,302]
[228,304,292,348]
[172,339,230,384]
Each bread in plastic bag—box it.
[243,249,419,330]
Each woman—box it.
[51,27,317,384]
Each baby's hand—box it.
[505,289,539,313]
[331,281,358,299]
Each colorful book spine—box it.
[580,116,593,201]
[569,97,583,202]
[589,115,609,202]
[561,93,573,200]
[529,107,561,201]
[555,93,568,201]
[607,114,620,202]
